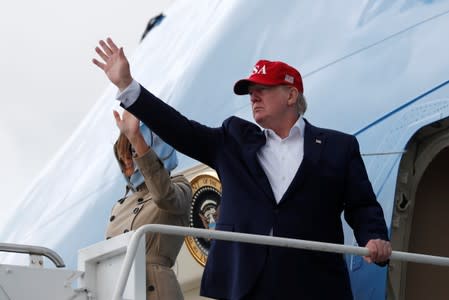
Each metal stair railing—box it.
[0,242,65,268]
[112,224,449,300]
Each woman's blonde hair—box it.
[114,133,132,170]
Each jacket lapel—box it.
[241,129,276,203]
[279,119,324,204]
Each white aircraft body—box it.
[1,0,449,299]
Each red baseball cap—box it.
[233,59,303,95]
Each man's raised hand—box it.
[93,38,133,91]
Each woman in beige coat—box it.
[106,110,192,300]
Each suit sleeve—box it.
[124,85,224,169]
[134,147,192,214]
[343,136,389,247]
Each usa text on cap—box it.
[233,60,303,95]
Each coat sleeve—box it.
[134,147,192,215]
[124,85,224,169]
[342,136,389,247]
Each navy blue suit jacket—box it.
[125,86,389,300]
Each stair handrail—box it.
[0,242,65,268]
[112,224,449,300]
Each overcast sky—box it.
[0,0,174,220]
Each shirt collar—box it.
[264,115,305,141]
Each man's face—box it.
[248,84,291,129]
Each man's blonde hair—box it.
[282,85,307,115]
[297,93,307,115]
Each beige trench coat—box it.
[106,148,192,300]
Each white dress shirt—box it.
[257,117,305,203]
[117,80,141,107]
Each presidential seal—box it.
[185,174,222,266]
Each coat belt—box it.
[147,255,172,267]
